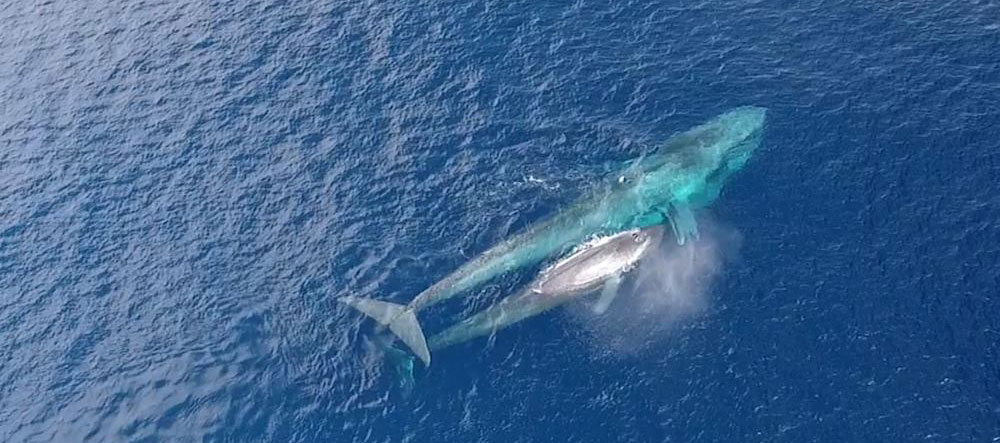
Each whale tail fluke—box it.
[339,296,431,367]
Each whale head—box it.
[709,106,766,173]
[623,106,766,210]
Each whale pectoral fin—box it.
[666,203,699,246]
[592,274,622,315]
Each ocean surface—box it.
[2,0,998,441]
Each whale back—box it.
[534,226,663,296]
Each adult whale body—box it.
[340,106,766,366]
[361,227,663,394]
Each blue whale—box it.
[341,106,766,365]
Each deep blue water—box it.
[2,0,999,441]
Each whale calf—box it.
[340,107,766,365]
[427,225,664,351]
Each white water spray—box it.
[567,217,740,355]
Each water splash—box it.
[567,216,740,355]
